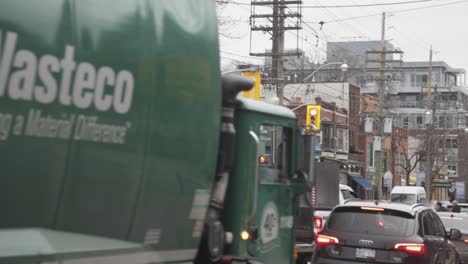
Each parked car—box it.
[458,203,468,213]
[312,200,461,264]
[438,212,468,263]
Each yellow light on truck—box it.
[240,230,250,240]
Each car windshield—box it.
[327,206,415,237]
[438,214,468,233]
[391,193,416,205]
[341,189,357,200]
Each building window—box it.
[438,115,455,129]
[439,138,458,149]
[366,143,374,167]
[446,138,458,148]
[382,150,388,172]
[403,116,409,128]
[322,124,334,150]
[395,153,406,174]
[447,161,457,177]
[416,115,423,127]
[411,73,428,87]
[337,128,349,153]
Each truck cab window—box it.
[258,125,291,181]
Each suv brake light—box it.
[361,206,384,212]
[394,243,426,256]
[314,216,323,234]
[315,234,339,247]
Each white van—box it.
[339,184,357,204]
[390,186,427,205]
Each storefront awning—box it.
[351,176,374,190]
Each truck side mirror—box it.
[291,171,310,196]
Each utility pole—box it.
[427,46,433,100]
[425,46,434,199]
[365,13,403,200]
[272,0,286,104]
[250,0,302,105]
[374,12,386,200]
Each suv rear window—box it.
[327,207,415,237]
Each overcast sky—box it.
[219,0,468,73]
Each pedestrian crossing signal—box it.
[306,105,321,131]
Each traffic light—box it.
[306,105,321,131]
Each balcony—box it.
[387,101,424,109]
[387,100,460,109]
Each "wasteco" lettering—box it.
[0,31,134,114]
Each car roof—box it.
[391,186,425,194]
[339,200,430,216]
[339,184,354,191]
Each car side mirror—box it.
[450,228,462,240]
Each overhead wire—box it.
[220,50,265,61]
[218,1,465,103]
[312,0,374,40]
[302,0,432,8]
[217,0,465,109]
[304,0,468,24]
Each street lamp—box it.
[303,62,349,82]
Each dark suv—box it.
[312,201,461,264]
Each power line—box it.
[307,0,468,24]
[214,0,250,6]
[312,0,373,40]
[220,50,265,60]
[391,0,468,14]
[283,5,370,59]
[303,0,432,8]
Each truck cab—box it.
[223,97,308,264]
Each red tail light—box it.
[394,243,426,256]
[314,216,323,234]
[315,234,339,247]
[464,239,468,244]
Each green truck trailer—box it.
[0,1,312,263]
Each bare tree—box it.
[394,137,425,180]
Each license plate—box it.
[355,248,376,259]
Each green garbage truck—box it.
[0,1,311,263]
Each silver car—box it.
[438,212,468,264]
